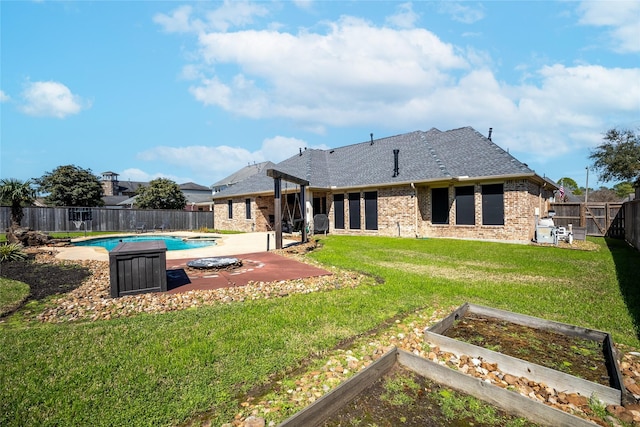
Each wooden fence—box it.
[1,206,214,233]
[550,202,624,238]
[624,200,640,250]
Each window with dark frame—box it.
[482,184,504,225]
[364,191,378,230]
[334,194,345,229]
[228,200,233,219]
[348,192,361,229]
[455,186,475,225]
[431,187,449,224]
[245,198,251,220]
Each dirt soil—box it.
[443,314,610,386]
[0,254,90,302]
[321,364,539,427]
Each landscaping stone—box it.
[6,227,51,246]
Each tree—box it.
[0,178,35,228]
[614,181,634,199]
[35,165,104,207]
[588,186,619,202]
[135,178,187,210]
[589,128,640,186]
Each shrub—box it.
[0,243,28,263]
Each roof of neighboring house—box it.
[180,182,211,191]
[211,161,277,189]
[103,195,132,206]
[115,180,146,194]
[185,194,213,204]
[213,127,545,199]
[116,196,137,206]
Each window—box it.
[431,187,449,224]
[334,194,344,229]
[482,184,504,225]
[227,200,233,219]
[245,198,251,220]
[348,192,361,229]
[364,191,378,230]
[455,186,475,225]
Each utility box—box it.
[535,225,555,244]
[109,241,167,298]
[572,227,587,241]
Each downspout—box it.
[411,182,418,238]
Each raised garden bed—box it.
[279,348,595,427]
[425,303,626,406]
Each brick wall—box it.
[216,178,551,242]
[328,179,548,242]
[214,196,274,232]
[327,187,417,237]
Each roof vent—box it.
[370,133,374,145]
[488,127,493,141]
[393,149,400,177]
[299,147,303,156]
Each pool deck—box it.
[55,232,296,261]
[52,232,332,292]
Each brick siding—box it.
[215,178,553,242]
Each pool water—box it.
[74,235,217,251]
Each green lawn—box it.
[0,235,637,426]
[0,277,29,317]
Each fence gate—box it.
[551,202,624,238]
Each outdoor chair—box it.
[135,223,147,233]
[154,222,170,232]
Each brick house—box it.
[212,127,558,242]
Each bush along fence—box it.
[0,206,214,233]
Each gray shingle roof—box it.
[179,182,211,191]
[211,161,276,188]
[213,126,536,199]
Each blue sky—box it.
[2,1,639,190]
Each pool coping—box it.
[54,232,298,261]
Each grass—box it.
[0,277,29,317]
[1,235,638,426]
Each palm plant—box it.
[0,178,36,228]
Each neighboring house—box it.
[211,161,276,194]
[212,127,558,242]
[180,182,214,211]
[101,171,145,197]
[100,172,212,211]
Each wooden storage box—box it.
[109,241,167,298]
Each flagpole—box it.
[585,167,589,203]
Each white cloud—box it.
[0,90,10,102]
[577,1,640,53]
[292,0,314,11]
[158,4,640,163]
[438,2,485,24]
[135,136,328,184]
[154,1,269,34]
[153,5,199,34]
[190,15,467,126]
[117,168,192,184]
[385,2,419,29]
[19,81,89,118]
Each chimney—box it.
[488,127,493,141]
[393,149,400,177]
[370,133,374,145]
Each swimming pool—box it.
[74,235,217,251]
